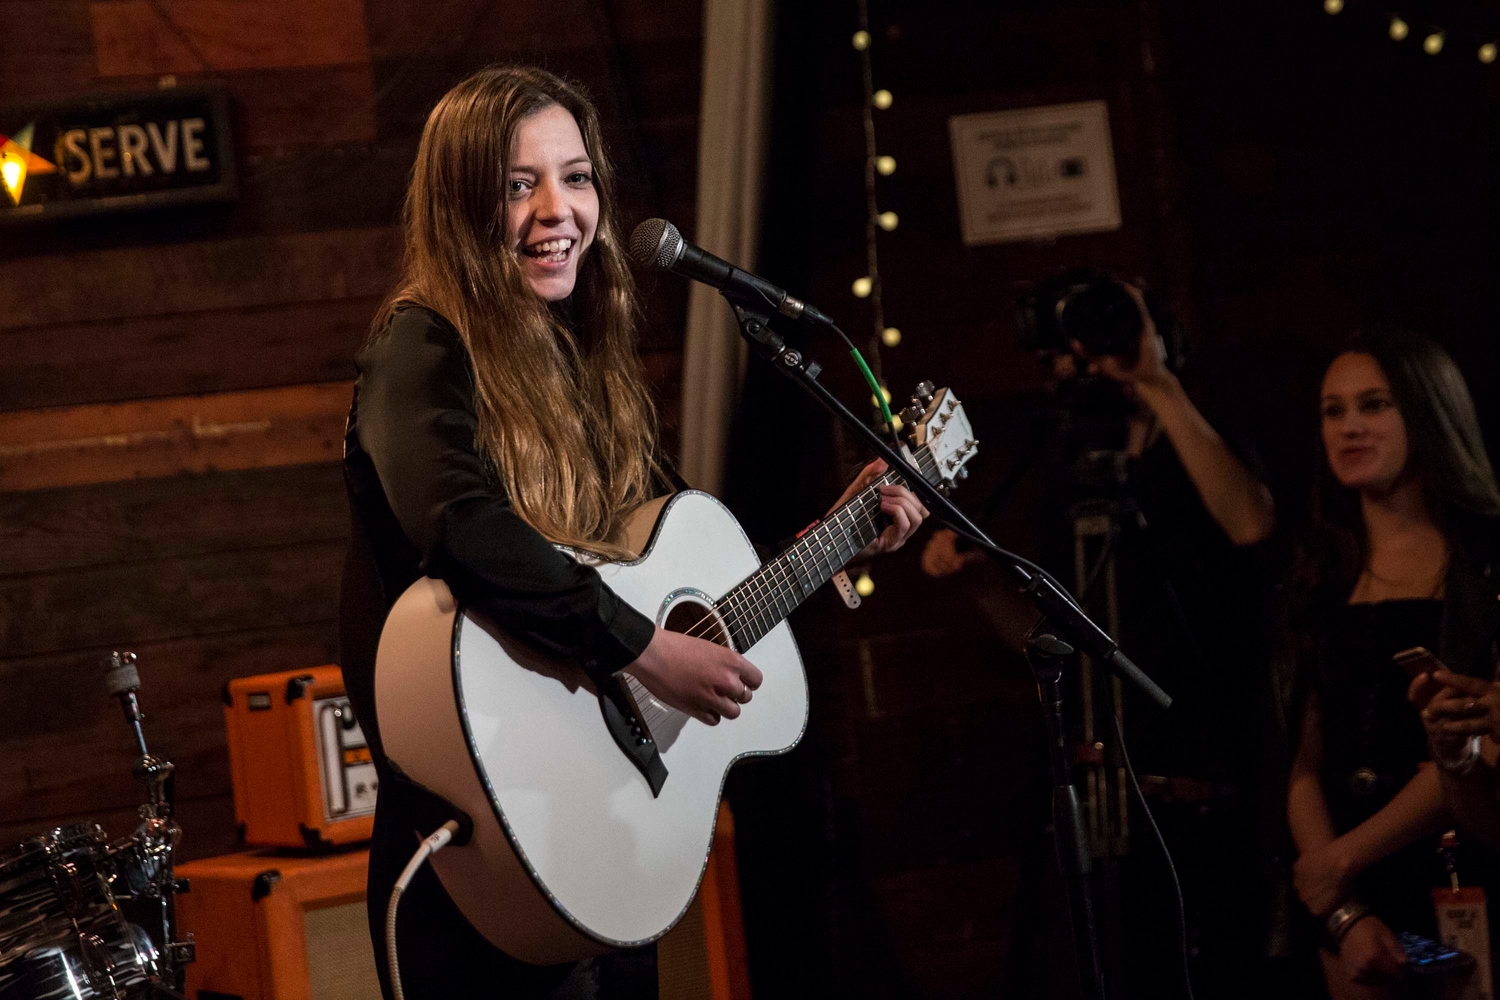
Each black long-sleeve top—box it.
[338,305,661,766]
[341,304,685,991]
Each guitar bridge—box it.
[596,675,668,797]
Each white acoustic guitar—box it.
[375,385,976,964]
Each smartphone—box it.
[1395,646,1444,680]
[1395,930,1475,976]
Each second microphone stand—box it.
[725,297,1172,1000]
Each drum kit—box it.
[0,653,194,999]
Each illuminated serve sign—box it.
[0,87,235,223]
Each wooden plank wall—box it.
[0,0,702,859]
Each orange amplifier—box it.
[176,847,380,1000]
[224,665,376,848]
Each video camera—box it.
[1015,267,1182,372]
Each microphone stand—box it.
[726,297,1173,1000]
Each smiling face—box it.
[504,103,599,301]
[1321,351,1411,494]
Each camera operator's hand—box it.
[1070,284,1172,394]
[921,528,984,578]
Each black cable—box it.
[1111,710,1196,1000]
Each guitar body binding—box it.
[375,491,810,964]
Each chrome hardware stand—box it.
[105,651,194,993]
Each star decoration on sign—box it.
[0,123,58,207]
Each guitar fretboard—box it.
[713,446,939,651]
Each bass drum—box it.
[0,825,160,999]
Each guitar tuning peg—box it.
[901,404,923,427]
[913,381,935,406]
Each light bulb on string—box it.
[1324,0,1343,13]
[875,155,897,176]
[852,276,872,298]
[1390,17,1409,40]
[881,327,902,347]
[1424,32,1444,55]
[852,30,870,50]
[872,89,893,110]
[877,210,899,231]
[854,572,875,597]
[1481,43,1497,63]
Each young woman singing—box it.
[339,66,927,1000]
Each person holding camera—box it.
[922,272,1277,995]
[921,277,1274,580]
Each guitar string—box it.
[633,493,884,731]
[712,447,934,640]
[692,476,886,643]
[705,461,923,644]
[633,455,935,728]
[672,450,937,646]
[672,455,931,646]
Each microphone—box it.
[629,219,834,327]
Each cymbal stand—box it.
[105,651,195,992]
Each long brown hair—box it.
[373,65,660,559]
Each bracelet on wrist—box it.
[1433,735,1482,775]
[1325,900,1371,947]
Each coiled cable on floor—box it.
[386,820,461,1000]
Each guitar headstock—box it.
[902,381,977,491]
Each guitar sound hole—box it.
[662,599,732,649]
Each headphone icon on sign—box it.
[985,156,1018,188]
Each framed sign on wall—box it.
[0,87,236,224]
[948,100,1121,246]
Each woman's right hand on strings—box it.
[1337,915,1407,985]
[625,627,763,726]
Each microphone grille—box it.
[628,218,682,270]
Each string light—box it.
[851,1,907,601]
[1322,3,1500,68]
[850,0,900,370]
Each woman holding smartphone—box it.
[1284,329,1500,997]
[1409,626,1500,850]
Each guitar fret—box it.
[714,449,935,650]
